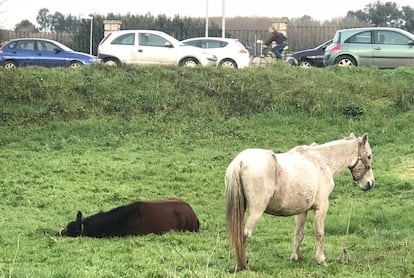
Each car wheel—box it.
[104,58,119,66]
[335,56,356,67]
[300,59,313,68]
[180,57,199,67]
[219,59,237,68]
[70,61,83,68]
[4,60,17,69]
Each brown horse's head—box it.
[56,211,83,237]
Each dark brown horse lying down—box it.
[57,198,200,237]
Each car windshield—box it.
[51,40,73,51]
[318,40,332,48]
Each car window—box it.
[332,32,341,44]
[375,30,410,45]
[183,40,201,47]
[202,40,227,48]
[345,31,372,44]
[235,41,247,49]
[15,40,36,50]
[139,33,170,47]
[111,33,135,45]
[184,40,228,49]
[38,41,58,51]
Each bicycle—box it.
[249,39,289,67]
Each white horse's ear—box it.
[349,133,356,138]
[361,133,368,144]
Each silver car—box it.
[324,27,414,68]
[97,30,217,67]
[181,37,250,69]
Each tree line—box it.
[10,1,414,34]
[1,1,413,55]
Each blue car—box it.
[0,38,100,69]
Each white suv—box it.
[98,30,217,67]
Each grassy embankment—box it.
[0,64,413,277]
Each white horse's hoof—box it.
[290,254,299,262]
[317,260,327,266]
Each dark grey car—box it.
[290,40,332,68]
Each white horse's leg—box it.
[290,211,307,262]
[314,205,328,265]
[242,206,267,268]
[244,209,265,241]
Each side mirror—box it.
[164,42,173,48]
[408,40,414,47]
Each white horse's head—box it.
[349,134,375,191]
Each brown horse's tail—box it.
[225,159,248,270]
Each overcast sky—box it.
[1,0,413,29]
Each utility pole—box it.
[221,0,225,37]
[205,0,209,37]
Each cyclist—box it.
[263,26,288,59]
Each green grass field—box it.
[0,64,413,277]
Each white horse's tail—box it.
[225,158,248,270]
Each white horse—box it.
[225,133,375,270]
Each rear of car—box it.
[0,38,99,69]
[181,37,250,69]
[97,30,217,67]
[324,27,414,68]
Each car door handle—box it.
[138,49,143,52]
[374,47,382,50]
